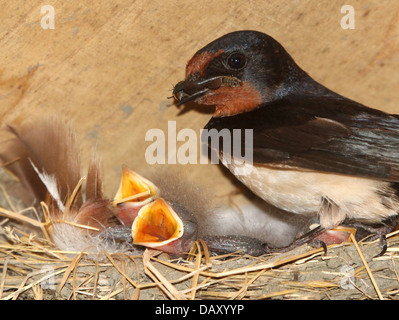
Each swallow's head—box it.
[173,30,305,117]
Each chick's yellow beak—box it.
[113,165,159,207]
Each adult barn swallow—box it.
[173,30,399,253]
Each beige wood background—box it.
[1,0,398,200]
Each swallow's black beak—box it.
[131,198,198,255]
[172,78,210,106]
[172,76,241,106]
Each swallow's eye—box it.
[227,52,246,70]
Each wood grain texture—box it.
[0,0,398,201]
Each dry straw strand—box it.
[349,233,383,300]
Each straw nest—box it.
[1,171,399,300]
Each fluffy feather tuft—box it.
[1,115,82,210]
[0,116,133,257]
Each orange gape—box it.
[132,199,184,247]
[122,178,148,203]
[114,166,159,205]
[112,166,160,226]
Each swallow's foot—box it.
[307,238,328,255]
[263,225,326,254]
[342,219,396,257]
[305,227,356,256]
[375,235,388,258]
